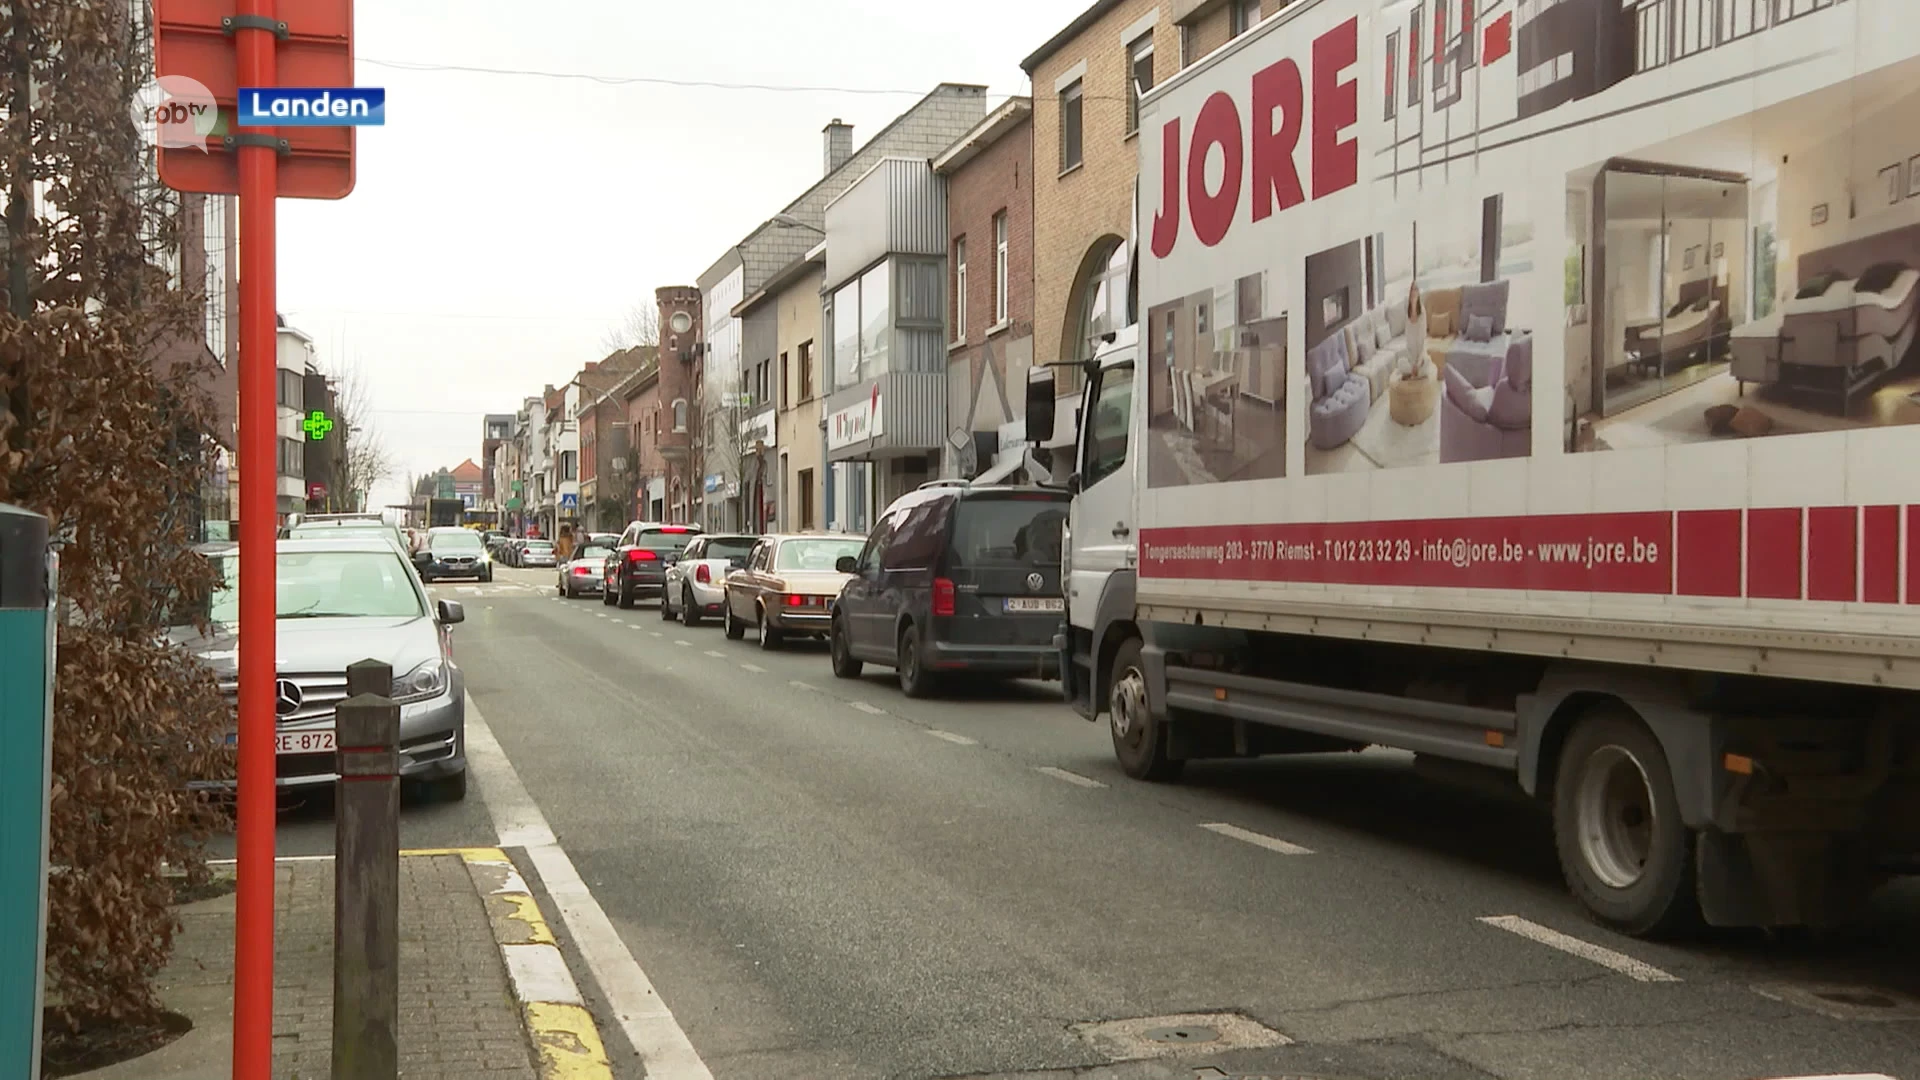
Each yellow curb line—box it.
[401,847,612,1079]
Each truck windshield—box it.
[949,496,1068,568]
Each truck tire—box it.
[1108,638,1182,782]
[1553,705,1702,938]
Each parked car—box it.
[557,542,614,599]
[721,533,866,649]
[603,521,702,608]
[415,526,493,582]
[285,515,409,558]
[587,532,621,549]
[661,533,758,626]
[179,537,469,800]
[517,539,558,569]
[828,485,1067,697]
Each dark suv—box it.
[604,521,702,608]
[828,484,1068,697]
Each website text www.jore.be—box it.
[1145,534,1661,572]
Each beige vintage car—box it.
[721,532,867,649]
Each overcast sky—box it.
[276,0,1085,512]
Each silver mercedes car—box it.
[180,537,469,801]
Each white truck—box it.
[1030,0,1920,937]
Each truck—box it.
[1032,0,1920,937]
[428,498,465,529]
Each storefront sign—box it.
[739,409,776,448]
[827,384,884,452]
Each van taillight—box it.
[695,564,710,583]
[932,577,955,617]
[627,548,658,562]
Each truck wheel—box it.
[1108,638,1183,782]
[1553,705,1701,938]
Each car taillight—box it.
[932,577,955,617]
[573,566,591,575]
[696,564,710,583]
[627,549,658,562]
[785,593,804,607]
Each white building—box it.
[274,320,316,519]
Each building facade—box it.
[480,413,513,513]
[619,359,665,523]
[301,368,345,511]
[654,286,703,525]
[274,321,316,519]
[739,248,827,533]
[934,97,1037,482]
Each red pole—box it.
[233,1,278,1077]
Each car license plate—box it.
[1004,597,1063,613]
[276,729,335,755]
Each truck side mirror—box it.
[1065,472,1082,496]
[1024,372,1056,445]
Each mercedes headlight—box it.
[391,658,448,703]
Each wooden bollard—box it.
[332,659,399,1079]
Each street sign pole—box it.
[233,1,279,1077]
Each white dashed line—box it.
[650,631,663,637]
[1477,915,1679,983]
[739,663,765,673]
[611,618,624,624]
[789,680,820,692]
[1199,822,1314,856]
[674,640,691,647]
[926,730,976,745]
[1036,766,1106,789]
[595,613,609,618]
[704,650,725,658]
[849,701,886,715]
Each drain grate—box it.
[1071,1012,1291,1062]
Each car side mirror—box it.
[437,599,465,625]
[835,555,857,574]
[412,550,432,566]
[1065,472,1082,496]
[1025,371,1056,445]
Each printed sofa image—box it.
[1441,333,1533,462]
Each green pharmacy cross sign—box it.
[302,409,335,441]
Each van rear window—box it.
[948,496,1068,568]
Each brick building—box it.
[933,97,1034,482]
[575,348,651,530]
[619,360,665,522]
[654,286,703,524]
[1172,0,1289,69]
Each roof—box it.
[931,97,1033,175]
[733,250,827,319]
[450,459,484,482]
[1022,0,1130,73]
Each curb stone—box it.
[405,847,613,1080]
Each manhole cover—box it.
[1071,1012,1290,1062]
[1815,989,1898,1009]
[1144,1025,1220,1044]
[1754,982,1920,1022]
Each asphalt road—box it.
[279,564,1920,1080]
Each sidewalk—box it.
[80,850,608,1080]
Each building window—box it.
[779,352,789,410]
[798,467,815,530]
[1059,80,1083,173]
[672,399,687,432]
[1127,33,1155,134]
[277,367,302,410]
[278,436,304,478]
[1230,0,1261,37]
[798,341,814,401]
[953,236,967,343]
[1179,24,1194,67]
[993,211,1010,326]
[563,451,578,482]
[832,280,861,390]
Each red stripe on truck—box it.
[1863,505,1900,604]
[1746,508,1803,600]
[1675,509,1741,598]
[1806,507,1858,603]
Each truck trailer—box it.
[1039,0,1920,937]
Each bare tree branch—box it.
[600,300,659,354]
[318,357,392,511]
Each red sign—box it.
[153,0,356,199]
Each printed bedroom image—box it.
[1143,273,1287,488]
[1565,55,1920,451]
[1305,191,1535,474]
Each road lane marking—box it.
[739,663,765,673]
[465,696,716,1080]
[611,618,624,624]
[704,650,725,658]
[789,680,820,692]
[1199,822,1314,856]
[675,639,691,647]
[849,701,886,715]
[926,730,976,745]
[595,612,609,618]
[1037,766,1106,789]
[650,631,663,637]
[1477,915,1679,983]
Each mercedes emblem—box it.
[1026,572,1044,593]
[274,678,303,718]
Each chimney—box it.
[822,119,852,176]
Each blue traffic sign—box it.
[559,493,578,508]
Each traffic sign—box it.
[560,493,579,508]
[153,0,356,199]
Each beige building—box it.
[740,246,828,532]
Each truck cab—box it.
[1026,328,1139,724]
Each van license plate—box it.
[1004,597,1063,613]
